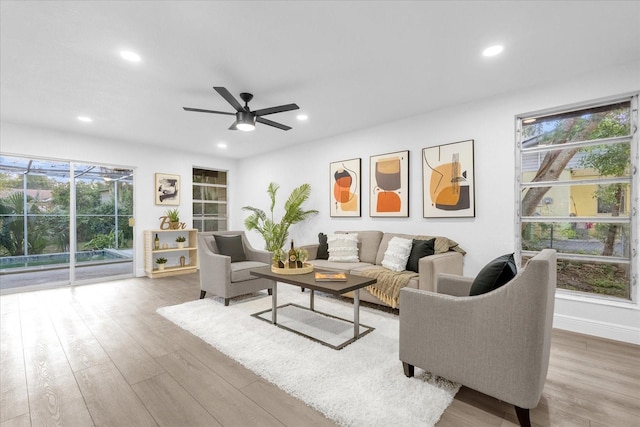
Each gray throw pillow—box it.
[214,235,247,262]
[469,253,517,296]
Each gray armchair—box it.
[399,249,556,427]
[197,231,274,305]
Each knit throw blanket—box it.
[360,267,418,309]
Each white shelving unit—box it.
[144,229,198,278]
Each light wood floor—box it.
[1,274,638,427]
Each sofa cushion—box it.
[327,233,359,262]
[381,236,413,272]
[337,231,383,264]
[469,253,517,296]
[375,233,414,265]
[406,238,436,273]
[317,233,329,260]
[214,234,247,262]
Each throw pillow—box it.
[406,238,436,273]
[214,235,247,263]
[317,232,329,260]
[381,236,413,272]
[327,233,359,262]
[469,253,517,296]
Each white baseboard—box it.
[554,313,640,345]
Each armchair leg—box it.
[402,362,414,377]
[268,288,273,296]
[515,406,531,427]
[224,298,230,306]
[199,290,206,299]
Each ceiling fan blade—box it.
[253,103,300,117]
[213,87,244,112]
[256,116,292,131]
[183,107,235,115]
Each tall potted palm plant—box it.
[242,182,318,252]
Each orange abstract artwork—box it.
[370,150,409,217]
[330,158,361,217]
[423,140,475,218]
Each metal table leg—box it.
[310,289,315,311]
[354,288,360,338]
[272,282,277,324]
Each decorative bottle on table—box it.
[288,240,297,268]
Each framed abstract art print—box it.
[330,158,361,217]
[369,150,409,217]
[422,140,475,218]
[155,173,180,206]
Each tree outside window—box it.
[517,96,637,300]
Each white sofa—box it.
[302,231,465,309]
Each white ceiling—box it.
[1,1,639,159]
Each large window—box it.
[193,168,227,232]
[516,95,638,300]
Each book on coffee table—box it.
[314,272,347,281]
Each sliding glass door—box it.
[0,155,134,292]
[72,163,134,282]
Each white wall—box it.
[235,61,640,344]
[0,123,238,277]
[2,62,638,343]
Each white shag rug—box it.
[157,284,459,427]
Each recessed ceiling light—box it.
[296,114,308,121]
[482,45,504,57]
[217,142,227,148]
[120,50,141,62]
[77,116,93,123]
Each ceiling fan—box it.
[183,86,299,131]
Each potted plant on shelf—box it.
[165,209,180,229]
[175,235,186,249]
[155,257,168,271]
[242,182,318,252]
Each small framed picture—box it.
[155,173,180,205]
[330,158,361,217]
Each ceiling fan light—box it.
[236,122,255,132]
[236,111,256,132]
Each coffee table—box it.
[250,266,376,349]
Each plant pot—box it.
[157,264,165,271]
[177,242,184,249]
[169,221,179,230]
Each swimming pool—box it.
[0,249,132,272]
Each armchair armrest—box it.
[400,259,554,409]
[198,240,232,292]
[417,251,463,292]
[244,246,273,265]
[436,273,473,296]
[399,286,529,402]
